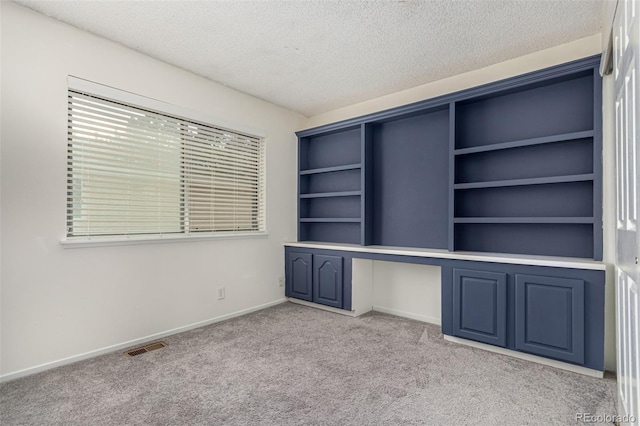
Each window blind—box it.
[67,89,265,238]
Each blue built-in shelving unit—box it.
[296,55,603,260]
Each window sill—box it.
[60,231,269,249]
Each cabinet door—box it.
[453,269,507,347]
[313,255,343,308]
[286,251,313,301]
[515,274,584,364]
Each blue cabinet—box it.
[453,269,507,347]
[286,249,345,309]
[313,255,343,308]
[515,274,585,364]
[442,260,603,370]
[286,251,313,302]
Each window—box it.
[66,77,265,240]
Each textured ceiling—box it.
[13,0,604,117]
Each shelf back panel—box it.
[301,169,361,194]
[454,223,593,258]
[455,181,594,218]
[300,222,361,244]
[371,109,449,249]
[301,128,361,170]
[456,72,594,149]
[300,197,361,219]
[455,138,593,184]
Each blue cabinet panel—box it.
[286,251,313,301]
[453,269,507,347]
[285,248,349,309]
[515,274,585,364]
[313,255,343,308]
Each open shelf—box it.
[454,173,594,190]
[299,191,361,199]
[299,218,361,223]
[454,138,594,185]
[299,222,361,245]
[453,217,594,224]
[299,163,362,175]
[453,130,594,156]
[454,223,594,259]
[455,181,594,218]
[455,70,594,149]
[299,127,361,170]
[296,57,601,259]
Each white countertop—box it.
[285,241,608,271]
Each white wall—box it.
[372,261,441,325]
[0,2,304,379]
[305,35,617,371]
[306,35,603,129]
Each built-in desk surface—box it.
[286,241,608,271]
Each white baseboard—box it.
[287,298,358,317]
[0,298,287,383]
[443,335,604,378]
[286,300,442,325]
[372,305,441,325]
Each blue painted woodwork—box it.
[285,245,605,370]
[301,127,361,170]
[302,169,361,194]
[454,223,594,259]
[300,222,361,245]
[300,196,361,220]
[453,174,594,190]
[298,125,364,245]
[448,102,456,252]
[454,130,594,155]
[300,218,361,223]
[592,70,603,261]
[438,258,604,370]
[292,57,605,366]
[285,247,351,309]
[370,109,449,249]
[313,255,343,308]
[361,123,374,246]
[515,274,585,364]
[299,163,362,175]
[455,182,593,218]
[453,269,507,347]
[300,191,362,198]
[454,72,593,149]
[286,251,313,301]
[296,56,602,260]
[296,56,601,138]
[454,139,593,184]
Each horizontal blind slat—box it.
[67,88,265,237]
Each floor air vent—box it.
[125,341,167,357]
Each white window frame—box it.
[62,76,267,248]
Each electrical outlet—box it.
[217,286,225,300]
[278,276,285,287]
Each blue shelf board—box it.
[295,56,600,138]
[299,163,362,175]
[299,218,362,223]
[300,191,362,199]
[454,173,594,190]
[454,130,595,156]
[454,217,594,224]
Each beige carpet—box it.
[0,302,617,425]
